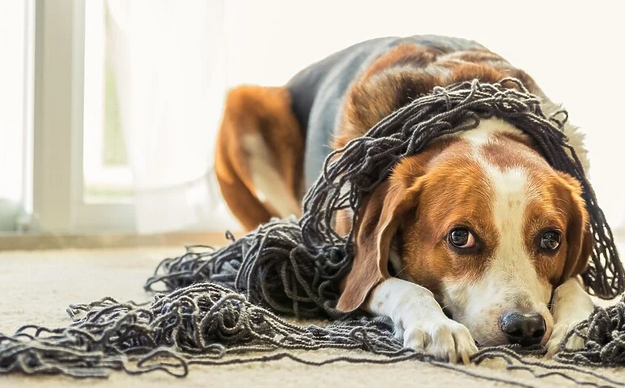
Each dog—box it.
[214,35,595,363]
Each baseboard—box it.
[0,231,241,251]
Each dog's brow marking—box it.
[482,148,550,307]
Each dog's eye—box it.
[448,228,476,249]
[540,230,561,251]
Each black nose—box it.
[499,312,546,346]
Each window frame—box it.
[32,0,135,233]
[0,0,33,232]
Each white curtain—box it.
[106,0,238,234]
[103,0,625,235]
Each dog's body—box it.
[214,36,595,362]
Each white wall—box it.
[222,0,625,229]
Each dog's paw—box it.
[545,321,586,358]
[399,318,478,364]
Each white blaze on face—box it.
[459,118,519,147]
[443,125,554,345]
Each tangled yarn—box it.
[1,79,624,385]
[556,299,625,366]
[144,221,350,319]
[0,283,410,378]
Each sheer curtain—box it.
[106,0,237,234]
[102,0,624,235]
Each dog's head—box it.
[336,118,592,346]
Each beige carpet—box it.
[1,246,625,387]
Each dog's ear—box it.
[557,172,593,284]
[336,177,422,312]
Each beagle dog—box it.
[214,35,595,362]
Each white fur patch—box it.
[483,164,552,310]
[443,120,553,345]
[365,278,477,363]
[459,118,520,146]
[241,134,301,218]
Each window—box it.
[83,0,133,204]
[31,0,135,233]
[30,0,235,234]
[0,1,33,232]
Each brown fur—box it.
[335,46,539,149]
[336,140,452,311]
[553,173,593,283]
[336,139,499,311]
[400,144,498,295]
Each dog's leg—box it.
[215,86,304,231]
[364,278,478,363]
[240,132,302,219]
[545,277,595,357]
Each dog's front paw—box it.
[545,321,586,358]
[400,318,478,364]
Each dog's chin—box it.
[464,336,508,349]
[466,327,509,347]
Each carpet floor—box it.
[1,245,625,387]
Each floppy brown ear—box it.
[557,172,593,284]
[336,177,421,312]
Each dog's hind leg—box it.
[214,86,304,231]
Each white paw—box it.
[398,318,478,364]
[545,320,586,358]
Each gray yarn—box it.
[555,299,625,366]
[0,282,408,377]
[1,79,624,385]
[144,219,350,319]
[3,272,625,387]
